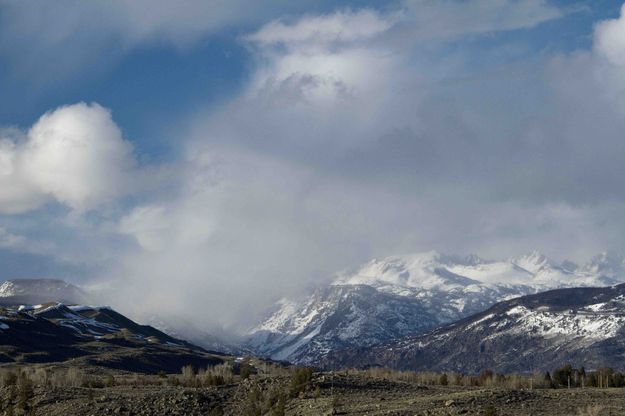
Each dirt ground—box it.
[3,372,624,416]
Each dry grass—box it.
[576,405,604,416]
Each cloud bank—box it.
[5,1,625,332]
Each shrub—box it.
[479,369,494,385]
[204,373,226,387]
[3,371,17,386]
[66,367,86,387]
[289,367,314,398]
[264,387,287,416]
[181,365,196,379]
[270,393,286,416]
[243,385,262,416]
[577,405,604,416]
[240,360,252,380]
[17,374,34,412]
[105,374,115,387]
[483,404,497,416]
[553,364,573,387]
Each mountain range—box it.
[0,282,226,373]
[321,283,625,373]
[246,250,625,365]
[2,249,625,373]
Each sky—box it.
[1,0,625,329]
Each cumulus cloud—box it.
[0,136,46,214]
[594,4,625,66]
[243,0,564,108]
[246,13,395,108]
[0,102,138,213]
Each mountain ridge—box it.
[247,250,625,364]
[321,283,625,373]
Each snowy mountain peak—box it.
[560,260,578,273]
[511,250,555,274]
[581,252,625,278]
[333,251,482,292]
[249,249,625,365]
[0,279,89,304]
[458,253,487,266]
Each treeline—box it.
[0,362,318,416]
[545,365,625,388]
[352,364,625,389]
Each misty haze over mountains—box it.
[4,249,625,370]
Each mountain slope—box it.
[0,301,226,373]
[0,278,247,355]
[248,284,441,365]
[248,251,625,365]
[322,284,625,373]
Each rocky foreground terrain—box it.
[0,365,620,416]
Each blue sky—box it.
[2,0,625,327]
[1,0,620,156]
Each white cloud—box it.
[595,4,625,66]
[401,0,563,40]
[110,148,414,328]
[119,198,216,253]
[0,102,138,213]
[248,9,396,46]
[0,0,244,51]
[0,227,26,249]
[0,0,325,81]
[0,137,46,214]
[119,206,171,252]
[243,0,565,121]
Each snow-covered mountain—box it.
[0,278,90,305]
[0,278,245,355]
[25,303,190,346]
[322,283,625,373]
[247,250,625,365]
[248,284,442,364]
